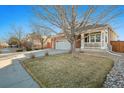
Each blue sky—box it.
[0,5,33,41]
[0,5,124,41]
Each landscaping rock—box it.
[103,59,124,88]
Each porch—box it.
[81,30,109,49]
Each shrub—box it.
[80,50,84,53]
[22,41,33,51]
[16,49,23,52]
[34,48,40,50]
[26,48,32,51]
[68,50,74,54]
[30,54,36,59]
[45,52,49,56]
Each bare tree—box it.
[31,24,52,49]
[9,25,25,48]
[33,5,124,55]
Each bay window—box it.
[84,32,102,43]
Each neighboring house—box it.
[52,24,118,50]
[25,33,53,49]
[0,41,9,48]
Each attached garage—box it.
[55,40,71,50]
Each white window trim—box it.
[89,33,101,43]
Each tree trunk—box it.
[70,40,76,56]
[41,42,43,49]
[40,40,44,49]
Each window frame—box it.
[96,33,101,42]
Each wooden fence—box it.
[110,41,124,53]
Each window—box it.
[96,34,101,42]
[85,33,101,43]
[105,32,108,42]
[84,34,89,42]
[90,35,95,42]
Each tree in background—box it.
[21,40,33,51]
[31,24,52,49]
[8,25,25,48]
[33,5,124,56]
[8,37,20,48]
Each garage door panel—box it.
[56,40,71,50]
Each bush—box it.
[26,48,32,51]
[0,51,2,54]
[68,50,72,54]
[30,54,36,59]
[80,50,84,53]
[22,41,33,51]
[16,49,23,52]
[34,48,40,50]
[45,52,49,56]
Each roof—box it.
[83,24,118,36]
[54,24,118,37]
[79,24,107,34]
[83,24,107,30]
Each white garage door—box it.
[56,40,71,50]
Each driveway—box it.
[0,49,68,88]
[0,54,40,88]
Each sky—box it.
[0,5,124,41]
[0,5,33,41]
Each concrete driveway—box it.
[0,49,68,88]
[0,54,40,88]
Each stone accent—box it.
[103,59,124,88]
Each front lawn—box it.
[22,53,113,88]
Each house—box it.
[24,32,53,49]
[0,41,9,48]
[52,24,118,50]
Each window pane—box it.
[96,34,101,42]
[91,35,95,42]
[84,34,89,42]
